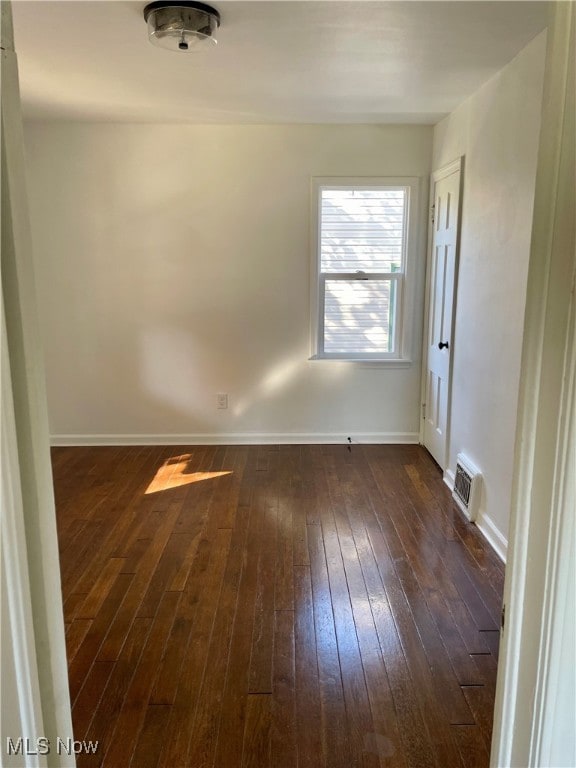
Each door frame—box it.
[419,156,464,474]
[1,3,75,764]
[491,2,575,764]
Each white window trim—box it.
[309,176,420,363]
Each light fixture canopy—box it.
[143,1,220,52]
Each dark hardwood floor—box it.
[51,444,504,768]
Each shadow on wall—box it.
[54,311,352,436]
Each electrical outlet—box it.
[217,393,228,409]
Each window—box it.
[311,177,419,362]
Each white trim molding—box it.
[475,512,508,564]
[443,467,455,490]
[50,432,420,447]
[1,293,47,768]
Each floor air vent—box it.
[453,454,481,522]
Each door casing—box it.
[420,156,464,472]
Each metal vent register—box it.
[452,454,481,522]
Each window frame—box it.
[310,176,420,364]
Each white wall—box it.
[432,32,547,558]
[24,123,431,443]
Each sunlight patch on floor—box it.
[145,457,232,494]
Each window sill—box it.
[308,356,413,368]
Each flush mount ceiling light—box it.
[143,1,220,52]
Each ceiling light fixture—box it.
[143,1,220,52]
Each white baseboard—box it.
[443,467,507,563]
[50,431,420,447]
[475,511,508,563]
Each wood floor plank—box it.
[129,705,172,768]
[76,617,152,768]
[320,511,380,768]
[323,454,435,767]
[150,533,226,705]
[60,520,104,590]
[469,652,499,695]
[307,522,353,768]
[135,531,194,618]
[461,685,497,752]
[361,505,466,766]
[72,661,114,741]
[51,444,503,768]
[270,609,297,768]
[155,527,232,767]
[293,566,323,768]
[66,619,93,663]
[64,591,90,625]
[121,536,153,576]
[213,485,265,768]
[67,449,170,585]
[392,557,475,724]
[422,588,487,685]
[451,724,491,768]
[446,596,493,655]
[68,572,134,703]
[327,475,408,768]
[102,590,182,767]
[248,476,279,694]
[332,478,434,767]
[241,694,272,768]
[170,447,222,535]
[352,523,436,768]
[75,557,127,620]
[184,504,252,768]
[248,607,275,694]
[206,445,248,530]
[96,505,182,662]
[292,497,311,566]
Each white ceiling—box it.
[12,1,548,124]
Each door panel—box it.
[423,161,462,468]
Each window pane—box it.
[320,189,405,273]
[324,279,397,354]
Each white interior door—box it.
[422,158,462,468]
